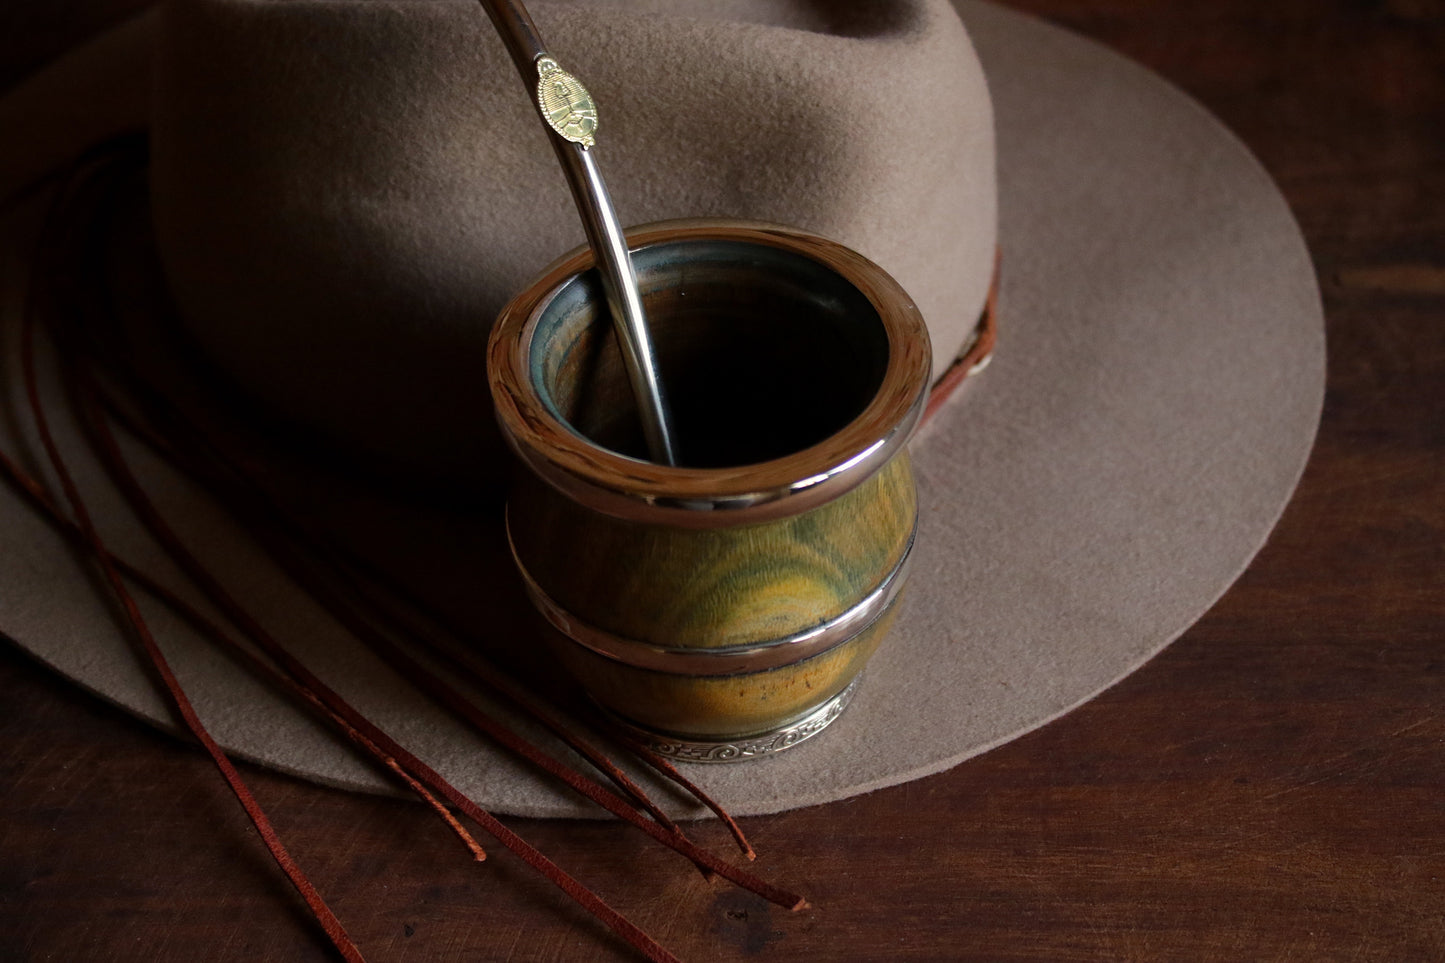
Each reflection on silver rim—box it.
[508,512,915,676]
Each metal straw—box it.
[476,0,678,466]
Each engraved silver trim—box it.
[602,677,861,763]
[507,516,915,676]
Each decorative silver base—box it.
[604,677,861,764]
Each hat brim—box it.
[0,0,1323,818]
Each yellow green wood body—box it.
[508,452,915,738]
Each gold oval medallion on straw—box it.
[535,57,597,147]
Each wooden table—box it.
[3,2,1442,960]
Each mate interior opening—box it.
[531,239,891,468]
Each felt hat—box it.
[0,0,1324,818]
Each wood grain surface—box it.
[512,454,914,738]
[3,2,1443,961]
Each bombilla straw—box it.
[475,0,678,466]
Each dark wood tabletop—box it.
[3,2,1442,961]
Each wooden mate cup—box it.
[488,220,932,762]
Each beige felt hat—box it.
[0,0,1323,817]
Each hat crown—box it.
[150,0,997,481]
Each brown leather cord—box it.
[15,181,369,963]
[0,447,489,866]
[98,374,717,862]
[620,739,757,862]
[923,247,1000,425]
[60,145,755,860]
[68,327,692,963]
[38,142,809,946]
[82,318,792,902]
[75,322,798,943]
[0,391,495,870]
[265,668,487,865]
[315,528,760,862]
[2,285,491,872]
[89,385,733,884]
[263,506,760,866]
[216,509,807,910]
[19,150,691,963]
[311,562,712,861]
[67,172,759,866]
[84,316,786,890]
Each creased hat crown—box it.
[151,0,997,479]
